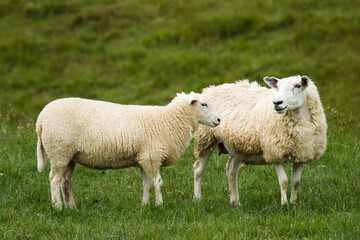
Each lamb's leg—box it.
[274,164,288,205]
[225,156,241,206]
[290,163,303,203]
[138,156,163,205]
[140,168,152,205]
[61,161,76,209]
[193,150,212,200]
[153,172,163,205]
[49,164,68,209]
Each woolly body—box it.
[195,80,327,164]
[193,76,327,205]
[36,94,220,208]
[38,97,198,170]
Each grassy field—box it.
[1,0,359,239]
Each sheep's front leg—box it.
[153,172,163,205]
[140,168,152,205]
[139,158,163,205]
[193,151,212,200]
[274,163,288,205]
[225,156,241,206]
[290,163,303,203]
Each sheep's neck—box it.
[179,110,198,136]
[292,100,311,122]
[168,105,197,138]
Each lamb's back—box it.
[37,98,164,167]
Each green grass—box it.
[1,106,359,239]
[1,0,359,239]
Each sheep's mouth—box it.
[212,121,220,127]
[275,106,287,112]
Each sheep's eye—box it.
[295,84,301,89]
[201,103,208,107]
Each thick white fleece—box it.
[194,80,327,164]
[36,94,202,177]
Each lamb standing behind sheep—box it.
[36,92,220,209]
[193,75,327,205]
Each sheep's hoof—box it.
[230,201,240,207]
[290,196,297,203]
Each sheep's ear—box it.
[263,76,279,88]
[301,75,309,88]
[186,94,198,105]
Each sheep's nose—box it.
[217,118,221,123]
[273,100,283,106]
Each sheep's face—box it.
[264,75,309,114]
[186,93,221,128]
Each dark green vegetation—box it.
[1,0,359,239]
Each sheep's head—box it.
[180,92,221,128]
[263,75,310,114]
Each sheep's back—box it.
[200,81,327,164]
[202,81,274,154]
[37,98,164,166]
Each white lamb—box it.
[193,75,327,205]
[36,92,221,209]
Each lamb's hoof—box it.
[52,203,63,210]
[155,201,163,206]
[64,203,78,210]
[69,205,78,211]
[194,195,202,201]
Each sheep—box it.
[36,92,221,209]
[193,75,327,206]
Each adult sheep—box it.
[36,92,221,209]
[193,75,327,206]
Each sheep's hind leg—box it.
[49,164,68,209]
[61,161,76,209]
[290,163,303,203]
[140,168,153,205]
[274,163,288,205]
[153,172,163,205]
[226,156,241,206]
[193,150,212,200]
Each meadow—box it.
[0,0,359,239]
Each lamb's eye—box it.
[295,84,301,89]
[201,103,208,107]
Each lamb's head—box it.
[264,75,310,114]
[178,92,221,128]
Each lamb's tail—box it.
[36,124,46,172]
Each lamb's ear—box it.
[190,99,197,105]
[301,75,310,88]
[263,76,279,88]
